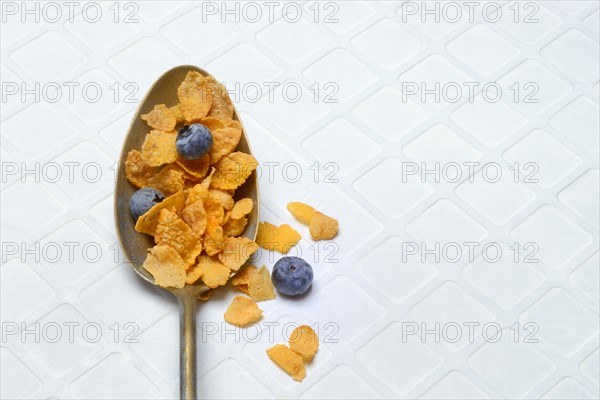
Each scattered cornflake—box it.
[256,222,301,253]
[142,244,186,289]
[266,344,306,382]
[287,202,316,225]
[141,104,177,131]
[248,265,276,301]
[309,212,339,241]
[224,295,262,327]
[289,325,319,361]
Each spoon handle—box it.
[178,294,198,399]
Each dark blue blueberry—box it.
[176,124,213,160]
[129,188,165,221]
[271,256,313,296]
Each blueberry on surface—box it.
[271,256,313,296]
[129,188,165,221]
[176,124,213,160]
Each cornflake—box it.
[141,130,178,167]
[224,295,262,327]
[177,71,213,123]
[155,209,202,268]
[266,344,306,382]
[209,152,258,190]
[142,244,186,289]
[248,265,276,301]
[289,325,319,361]
[141,104,177,131]
[256,222,301,253]
[218,237,259,270]
[135,191,185,236]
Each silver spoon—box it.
[114,65,259,399]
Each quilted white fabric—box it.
[1,1,598,399]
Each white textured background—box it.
[1,1,599,399]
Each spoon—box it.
[114,65,259,399]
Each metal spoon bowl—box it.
[114,65,259,399]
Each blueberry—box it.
[271,257,313,296]
[176,124,213,160]
[129,188,165,221]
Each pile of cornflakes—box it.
[125,71,259,289]
[125,70,338,384]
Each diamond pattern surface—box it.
[1,1,598,399]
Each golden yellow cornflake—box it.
[149,164,185,196]
[176,154,210,180]
[289,325,319,361]
[210,152,258,190]
[155,209,202,268]
[256,222,301,253]
[266,344,306,382]
[185,183,210,206]
[231,265,257,294]
[187,254,230,287]
[222,215,248,237]
[125,149,156,188]
[199,116,225,132]
[142,244,186,289]
[218,237,259,270]
[135,191,185,236]
[230,198,253,220]
[181,200,207,237]
[248,265,276,301]
[170,104,184,123]
[206,76,234,122]
[141,130,178,167]
[141,104,177,131]
[224,295,262,327]
[287,202,317,225]
[204,193,225,225]
[203,231,224,255]
[178,71,212,123]
[227,120,241,130]
[309,211,339,241]
[201,167,216,189]
[209,126,242,163]
[198,289,214,301]
[204,201,225,256]
[209,189,234,211]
